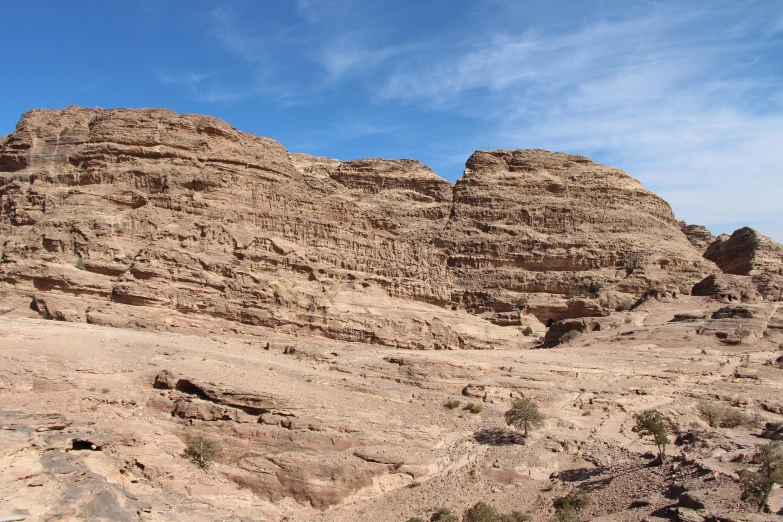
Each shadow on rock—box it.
[473,428,524,446]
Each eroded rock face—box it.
[677,221,715,253]
[0,108,719,345]
[704,227,783,276]
[694,228,783,303]
[438,149,718,320]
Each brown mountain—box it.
[1,106,721,347]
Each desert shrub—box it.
[615,299,634,312]
[516,298,527,310]
[59,127,69,137]
[462,502,500,522]
[185,434,219,469]
[499,513,530,522]
[558,331,580,345]
[444,399,462,410]
[737,329,752,339]
[430,508,458,522]
[565,288,581,298]
[739,441,783,512]
[464,403,484,414]
[522,327,534,336]
[553,488,589,521]
[406,519,425,522]
[698,401,760,429]
[505,398,545,436]
[588,282,603,294]
[101,388,110,394]
[633,410,669,463]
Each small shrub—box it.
[464,403,484,414]
[408,480,421,488]
[500,513,530,522]
[565,288,581,298]
[515,297,527,310]
[615,299,634,312]
[463,502,500,522]
[522,326,534,336]
[737,329,752,339]
[88,405,98,412]
[444,399,462,410]
[634,410,669,463]
[185,434,218,469]
[739,441,783,512]
[59,127,69,137]
[406,519,425,522]
[698,401,760,429]
[505,398,545,436]
[559,331,580,345]
[588,282,603,294]
[430,508,458,522]
[553,488,590,521]
[101,388,110,394]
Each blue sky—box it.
[2,1,783,242]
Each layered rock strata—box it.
[0,107,720,346]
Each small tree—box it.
[633,410,669,463]
[505,398,545,436]
[185,434,218,469]
[516,297,527,310]
[739,442,783,512]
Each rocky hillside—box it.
[0,105,769,349]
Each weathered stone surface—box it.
[678,221,716,253]
[704,227,783,276]
[1,109,719,348]
[437,149,718,321]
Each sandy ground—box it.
[1,296,782,521]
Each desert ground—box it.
[2,294,782,521]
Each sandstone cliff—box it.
[0,107,720,346]
[693,227,783,303]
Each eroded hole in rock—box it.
[72,439,101,451]
[174,379,211,401]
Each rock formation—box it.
[0,107,721,347]
[704,227,783,276]
[692,228,783,304]
[677,220,715,253]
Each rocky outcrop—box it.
[677,221,715,253]
[0,108,720,346]
[694,228,783,303]
[438,149,718,321]
[704,227,783,276]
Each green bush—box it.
[505,398,545,436]
[430,508,458,522]
[739,442,783,512]
[464,403,484,414]
[522,326,534,336]
[185,434,219,469]
[515,298,527,310]
[444,399,462,410]
[553,489,590,521]
[463,502,500,522]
